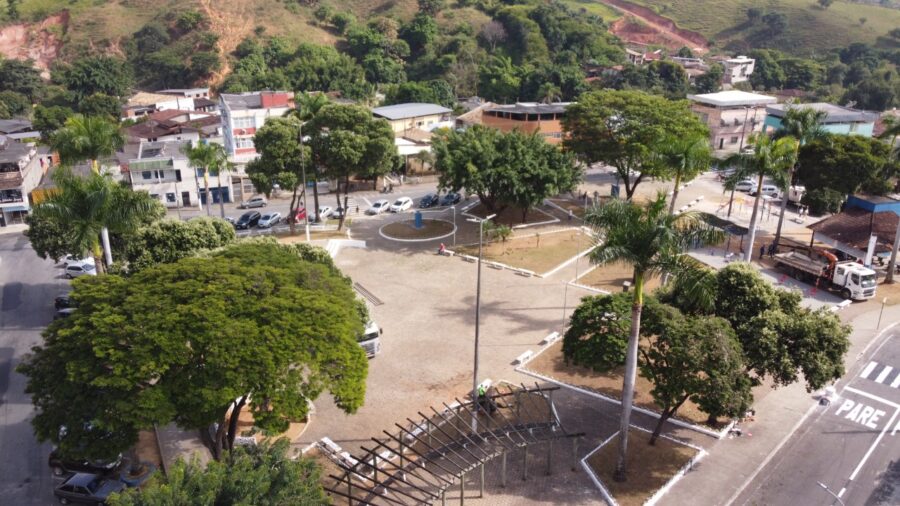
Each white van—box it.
[751,184,779,197]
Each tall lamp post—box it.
[467,213,496,430]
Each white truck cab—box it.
[832,263,877,300]
[358,321,383,358]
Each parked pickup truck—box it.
[773,248,877,301]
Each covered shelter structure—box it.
[318,383,583,505]
[808,195,900,266]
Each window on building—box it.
[165,193,176,203]
[233,117,254,129]
[730,137,739,144]
[235,137,254,149]
[175,169,182,182]
[142,171,152,180]
[150,194,160,200]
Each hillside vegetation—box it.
[627,0,900,54]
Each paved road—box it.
[0,231,62,505]
[736,331,900,506]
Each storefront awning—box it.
[1,205,30,212]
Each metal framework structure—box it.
[321,383,584,505]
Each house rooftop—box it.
[726,55,754,63]
[485,102,572,115]
[125,92,180,107]
[688,90,777,107]
[220,91,294,110]
[0,135,32,164]
[134,140,191,161]
[158,88,209,94]
[372,103,452,121]
[766,103,879,124]
[0,118,34,134]
[808,207,897,254]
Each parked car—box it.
[332,207,346,219]
[316,206,334,221]
[288,207,308,224]
[239,196,267,209]
[49,448,123,477]
[419,194,439,208]
[65,262,97,279]
[257,212,282,228]
[750,184,780,197]
[440,193,461,206]
[390,197,413,213]
[366,200,390,215]
[733,180,756,193]
[234,211,262,230]
[54,308,77,320]
[55,292,74,310]
[53,472,126,504]
[63,255,94,267]
[223,216,236,225]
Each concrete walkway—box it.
[659,303,900,506]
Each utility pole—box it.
[467,213,496,431]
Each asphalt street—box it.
[0,231,62,505]
[736,331,900,506]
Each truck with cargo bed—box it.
[773,248,876,301]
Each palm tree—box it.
[771,107,828,248]
[284,92,329,230]
[585,192,723,482]
[722,134,798,262]
[878,117,900,282]
[31,169,157,274]
[183,142,229,217]
[49,115,125,264]
[654,134,712,214]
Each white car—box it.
[63,255,95,267]
[734,180,757,192]
[257,212,282,228]
[366,200,390,215]
[750,184,780,198]
[65,262,97,278]
[390,197,413,213]
[317,206,334,221]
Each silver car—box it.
[240,196,268,209]
[257,212,282,228]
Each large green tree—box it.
[18,241,369,461]
[433,125,581,220]
[307,103,398,229]
[53,56,134,102]
[28,169,161,273]
[639,302,751,442]
[108,440,326,506]
[563,90,708,200]
[124,217,235,272]
[584,193,722,482]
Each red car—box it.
[289,207,308,223]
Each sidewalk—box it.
[659,303,900,506]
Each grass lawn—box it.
[587,428,698,506]
[560,0,623,21]
[627,0,900,53]
[576,263,661,293]
[457,230,592,274]
[526,341,725,428]
[381,219,454,240]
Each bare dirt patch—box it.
[0,12,67,77]
[381,219,454,240]
[577,263,661,293]
[586,428,697,506]
[465,202,557,227]
[601,0,708,53]
[134,430,163,469]
[457,229,591,274]
[526,341,723,428]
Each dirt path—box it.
[198,0,254,87]
[600,0,708,53]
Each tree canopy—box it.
[433,125,581,219]
[108,439,326,506]
[18,241,369,461]
[124,217,235,272]
[562,90,708,200]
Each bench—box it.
[514,350,534,365]
[540,332,560,345]
[516,269,535,277]
[488,262,504,270]
[319,437,342,455]
[461,255,477,263]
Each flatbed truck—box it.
[773,249,876,301]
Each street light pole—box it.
[816,481,845,506]
[468,213,496,431]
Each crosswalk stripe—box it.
[892,372,900,389]
[875,366,893,384]
[860,361,878,379]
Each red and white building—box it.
[219,91,295,163]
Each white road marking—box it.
[838,487,846,498]
[848,407,899,481]
[891,373,900,389]
[844,386,900,409]
[860,361,878,379]
[894,417,900,436]
[875,366,893,384]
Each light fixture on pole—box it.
[467,213,496,431]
